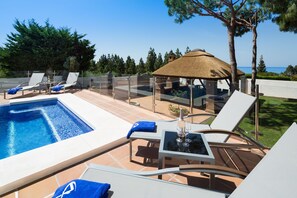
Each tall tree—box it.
[96,54,108,73]
[89,60,97,72]
[163,52,170,65]
[105,54,113,73]
[145,48,157,72]
[185,46,191,54]
[154,53,164,70]
[165,0,255,90]
[125,56,136,74]
[235,2,269,95]
[2,19,95,73]
[175,48,182,58]
[257,55,267,72]
[112,54,125,75]
[137,58,146,74]
[260,0,297,33]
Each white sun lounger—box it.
[51,72,79,93]
[4,72,45,99]
[81,163,244,198]
[229,122,297,198]
[80,122,296,198]
[129,90,256,160]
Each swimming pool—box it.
[0,99,93,159]
[0,94,132,195]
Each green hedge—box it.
[245,73,292,81]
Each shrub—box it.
[291,75,297,81]
[245,74,291,81]
[168,104,189,117]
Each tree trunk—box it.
[227,25,239,91]
[46,66,53,81]
[251,26,258,96]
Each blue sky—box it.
[1,0,296,67]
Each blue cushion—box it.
[52,179,110,198]
[126,121,156,139]
[7,87,22,95]
[52,85,64,92]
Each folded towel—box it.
[126,121,156,139]
[7,87,22,95]
[52,179,110,198]
[52,84,64,92]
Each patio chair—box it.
[80,163,247,198]
[51,72,79,93]
[128,90,256,161]
[4,72,45,99]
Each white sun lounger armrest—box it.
[81,164,227,198]
[17,81,29,87]
[184,113,217,119]
[119,164,247,179]
[57,81,66,85]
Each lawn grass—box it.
[239,96,297,148]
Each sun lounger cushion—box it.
[7,87,22,95]
[52,84,64,92]
[127,121,156,139]
[52,179,110,198]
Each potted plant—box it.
[168,104,189,117]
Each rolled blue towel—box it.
[52,84,64,92]
[126,121,156,139]
[7,87,22,95]
[52,179,110,198]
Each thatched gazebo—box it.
[152,49,244,113]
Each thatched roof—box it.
[153,49,244,79]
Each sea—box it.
[238,66,286,74]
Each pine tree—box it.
[114,55,125,76]
[154,53,163,70]
[175,48,182,58]
[165,0,265,90]
[257,55,267,73]
[145,48,157,72]
[260,0,297,33]
[137,58,145,74]
[185,46,191,54]
[125,56,136,74]
[97,54,108,73]
[163,52,169,65]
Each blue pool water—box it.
[0,99,93,159]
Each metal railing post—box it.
[128,76,131,104]
[82,70,84,89]
[152,76,156,112]
[112,77,115,99]
[255,84,259,141]
[99,76,102,93]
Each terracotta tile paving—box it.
[17,176,58,198]
[0,90,264,198]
